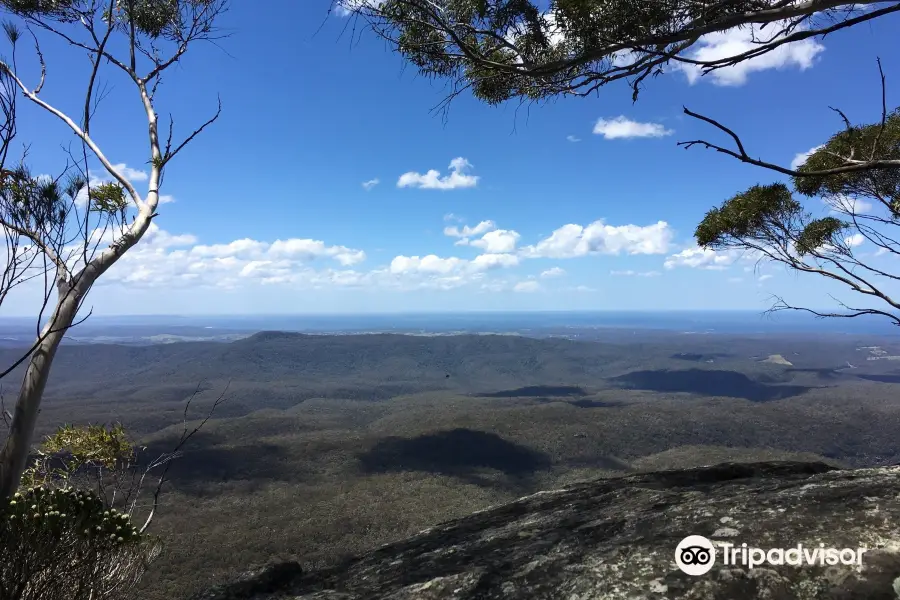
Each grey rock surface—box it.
[191,461,900,599]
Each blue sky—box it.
[6,2,900,315]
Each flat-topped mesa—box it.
[191,461,900,600]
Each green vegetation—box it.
[695,107,900,324]
[1,424,159,600]
[2,332,893,598]
[347,1,895,102]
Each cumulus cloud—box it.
[398,157,479,190]
[471,253,520,270]
[362,178,380,191]
[845,233,865,248]
[390,254,464,275]
[540,267,566,278]
[389,252,519,276]
[109,163,148,182]
[443,220,496,239]
[677,23,825,86]
[94,227,368,289]
[514,280,541,293]
[664,246,736,270]
[521,220,673,258]
[791,145,825,170]
[593,116,673,140]
[380,251,519,292]
[470,229,520,254]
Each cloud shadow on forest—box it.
[609,369,811,402]
[357,428,552,479]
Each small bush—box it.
[0,485,160,600]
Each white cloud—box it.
[727,277,743,283]
[540,267,566,278]
[471,253,520,270]
[593,116,673,140]
[791,145,825,170]
[566,135,581,143]
[845,233,865,248]
[571,285,596,293]
[444,220,496,238]
[389,254,464,275]
[677,23,825,87]
[398,157,479,190]
[91,227,369,290]
[610,270,661,277]
[362,178,380,191]
[664,246,736,270]
[158,194,176,204]
[514,280,541,293]
[758,274,774,282]
[389,252,519,276]
[110,163,148,182]
[470,229,520,254]
[521,220,673,258]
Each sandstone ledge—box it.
[192,461,900,600]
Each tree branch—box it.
[137,380,229,534]
[678,106,900,177]
[162,96,222,166]
[0,63,146,212]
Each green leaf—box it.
[695,183,801,249]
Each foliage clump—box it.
[354,0,880,102]
[2,485,142,545]
[88,181,128,215]
[21,422,135,488]
[2,0,218,39]
[696,183,801,249]
[691,102,900,324]
[0,424,159,600]
[793,107,900,216]
[0,166,72,231]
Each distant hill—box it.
[5,331,635,391]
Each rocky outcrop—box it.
[192,461,900,599]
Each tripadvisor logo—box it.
[675,535,868,576]
[675,535,717,575]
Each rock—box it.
[193,461,900,599]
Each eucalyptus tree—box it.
[0,0,227,499]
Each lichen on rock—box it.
[191,461,900,599]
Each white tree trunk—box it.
[0,286,81,498]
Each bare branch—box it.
[162,95,222,166]
[138,380,230,534]
[678,106,900,178]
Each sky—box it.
[5,2,900,316]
